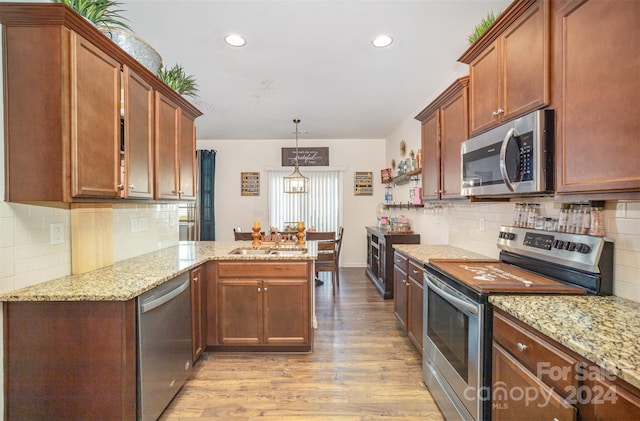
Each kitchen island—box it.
[0,241,316,420]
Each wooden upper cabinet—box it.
[0,3,202,203]
[460,0,549,136]
[71,33,121,199]
[553,0,640,197]
[155,92,181,200]
[179,112,197,200]
[123,66,154,199]
[155,93,197,201]
[420,111,440,201]
[416,77,469,201]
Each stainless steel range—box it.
[422,226,614,421]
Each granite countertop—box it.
[0,241,317,302]
[393,244,491,265]
[490,295,640,390]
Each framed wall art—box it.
[354,171,373,196]
[241,172,260,196]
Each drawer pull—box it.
[516,342,528,352]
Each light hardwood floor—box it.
[160,267,444,420]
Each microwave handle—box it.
[499,128,518,192]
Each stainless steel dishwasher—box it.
[137,272,192,421]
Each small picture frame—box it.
[241,172,260,196]
[354,171,373,196]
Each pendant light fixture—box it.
[283,118,309,194]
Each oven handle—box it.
[424,273,479,316]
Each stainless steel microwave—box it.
[461,109,554,197]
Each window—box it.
[268,170,343,232]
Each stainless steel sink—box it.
[229,248,271,255]
[229,247,307,256]
[270,248,307,256]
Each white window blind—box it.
[268,170,343,232]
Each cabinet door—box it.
[421,111,440,200]
[407,261,424,352]
[469,40,500,135]
[439,86,468,199]
[555,0,640,195]
[217,279,262,344]
[394,262,408,330]
[492,343,577,421]
[178,112,196,200]
[155,92,180,200]
[501,0,549,122]
[263,279,309,345]
[71,32,121,198]
[190,265,206,362]
[123,66,154,199]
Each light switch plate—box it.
[50,223,64,244]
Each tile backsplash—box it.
[0,202,179,294]
[386,199,640,303]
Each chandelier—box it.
[283,118,309,193]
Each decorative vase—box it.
[101,29,162,74]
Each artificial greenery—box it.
[157,64,199,98]
[50,0,133,32]
[468,11,498,44]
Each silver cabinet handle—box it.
[117,184,124,190]
[497,108,504,115]
[412,269,420,274]
[258,287,261,292]
[516,342,528,352]
[492,111,499,117]
[193,277,198,283]
[264,287,268,292]
[129,184,135,190]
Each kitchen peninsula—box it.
[0,242,316,420]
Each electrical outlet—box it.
[479,217,486,232]
[50,223,64,245]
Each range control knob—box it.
[576,243,591,254]
[555,240,565,249]
[566,242,576,252]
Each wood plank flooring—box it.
[160,268,444,420]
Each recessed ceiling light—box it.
[372,34,393,48]
[224,33,246,47]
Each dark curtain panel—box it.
[199,150,216,240]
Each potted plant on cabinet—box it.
[157,64,199,98]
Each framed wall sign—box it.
[241,172,260,196]
[354,171,373,196]
[281,147,329,166]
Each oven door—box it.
[423,272,484,421]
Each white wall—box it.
[196,138,386,267]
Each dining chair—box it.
[233,228,263,241]
[306,230,339,295]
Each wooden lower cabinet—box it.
[493,308,640,420]
[211,261,313,352]
[393,252,424,353]
[4,301,137,420]
[190,264,206,363]
[493,342,577,421]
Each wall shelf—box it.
[390,169,421,185]
[383,203,424,210]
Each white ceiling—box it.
[120,0,511,140]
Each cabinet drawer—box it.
[217,262,309,278]
[393,252,408,270]
[408,259,424,282]
[494,310,579,395]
